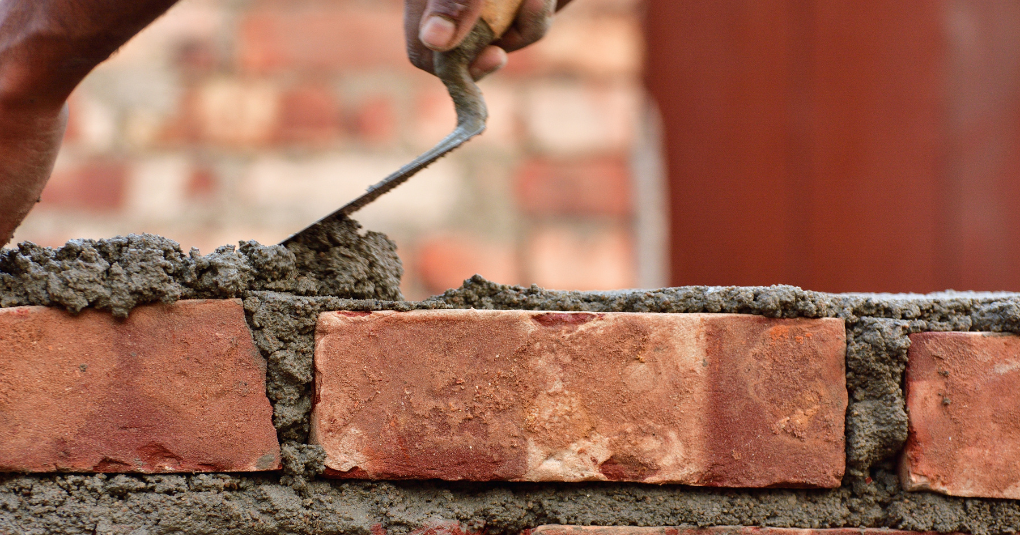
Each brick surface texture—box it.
[902,331,1020,499]
[0,300,280,473]
[311,310,847,486]
[531,527,934,535]
[15,0,650,298]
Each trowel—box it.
[280,0,525,246]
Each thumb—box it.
[419,0,485,52]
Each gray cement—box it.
[2,224,1020,534]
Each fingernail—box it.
[420,16,457,49]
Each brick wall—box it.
[5,279,1020,532]
[9,0,655,300]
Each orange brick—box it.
[237,4,407,75]
[515,157,632,216]
[902,332,1020,498]
[311,310,847,486]
[0,300,280,473]
[415,233,520,295]
[275,83,343,145]
[526,224,636,290]
[195,78,280,147]
[354,95,399,146]
[410,84,459,150]
[524,81,641,156]
[503,15,642,79]
[40,159,128,212]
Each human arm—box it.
[0,0,181,246]
[404,0,576,80]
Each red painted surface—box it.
[645,1,1020,292]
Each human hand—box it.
[404,0,574,81]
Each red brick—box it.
[185,165,218,201]
[531,527,932,535]
[275,83,343,145]
[902,332,1020,498]
[40,159,127,212]
[311,311,846,486]
[415,233,520,295]
[0,300,280,473]
[410,84,459,149]
[237,4,406,75]
[354,96,399,146]
[515,158,632,216]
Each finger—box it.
[419,0,484,52]
[468,46,509,80]
[492,0,555,53]
[405,0,436,73]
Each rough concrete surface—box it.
[2,225,1020,534]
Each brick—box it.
[515,157,632,217]
[472,79,521,150]
[63,94,117,152]
[527,224,636,290]
[415,233,520,294]
[524,81,641,156]
[0,300,280,473]
[311,311,847,486]
[40,158,128,212]
[354,95,399,146]
[186,165,218,201]
[241,155,460,231]
[410,84,459,151]
[275,83,343,145]
[237,4,406,75]
[124,156,190,221]
[503,15,642,79]
[901,331,1020,498]
[531,527,929,535]
[195,78,280,146]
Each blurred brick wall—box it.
[11,0,655,300]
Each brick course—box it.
[0,300,280,473]
[902,331,1020,499]
[311,310,847,486]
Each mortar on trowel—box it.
[280,0,525,249]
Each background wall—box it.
[646,0,1020,293]
[10,0,657,300]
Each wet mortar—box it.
[2,220,1020,534]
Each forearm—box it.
[0,0,180,109]
[0,104,66,246]
[0,0,179,246]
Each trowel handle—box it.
[480,0,527,38]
